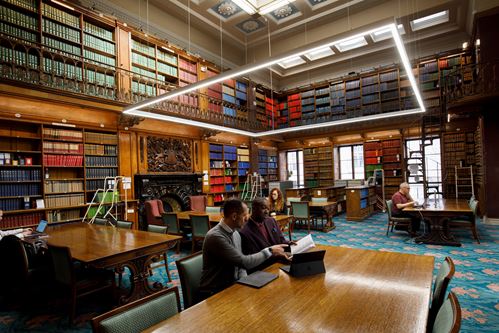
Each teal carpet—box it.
[1,212,498,332]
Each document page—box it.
[291,234,316,255]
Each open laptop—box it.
[280,249,326,277]
[237,270,278,288]
[24,220,48,238]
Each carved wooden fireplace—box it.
[135,173,203,229]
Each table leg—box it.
[322,205,337,232]
[414,217,461,247]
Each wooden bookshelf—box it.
[346,185,376,221]
[381,138,404,200]
[364,141,382,179]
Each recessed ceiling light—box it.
[410,10,449,31]
[277,56,306,69]
[260,0,296,15]
[335,36,368,52]
[371,24,405,42]
[304,46,335,61]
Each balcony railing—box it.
[442,61,499,105]
[0,34,267,131]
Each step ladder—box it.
[241,173,262,201]
[455,166,474,199]
[83,176,126,226]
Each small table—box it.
[308,201,337,232]
[144,245,434,333]
[404,198,471,247]
[46,223,181,304]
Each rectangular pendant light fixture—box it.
[123,21,425,136]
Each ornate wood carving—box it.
[118,114,144,128]
[201,129,221,140]
[147,136,192,172]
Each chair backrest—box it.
[469,199,478,216]
[430,256,455,327]
[190,215,210,238]
[311,197,328,203]
[432,292,461,333]
[116,220,133,229]
[147,224,168,234]
[162,213,180,234]
[189,195,207,212]
[385,200,393,219]
[205,206,220,214]
[291,201,309,219]
[91,286,181,333]
[155,199,166,215]
[0,235,30,286]
[145,200,161,225]
[175,252,203,309]
[93,218,109,226]
[48,244,74,286]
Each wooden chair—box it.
[161,212,184,253]
[116,220,133,229]
[189,195,207,212]
[147,224,171,281]
[190,215,210,253]
[175,251,203,309]
[291,201,313,233]
[430,292,461,333]
[91,286,181,333]
[428,256,455,330]
[311,197,328,229]
[385,199,412,236]
[48,244,115,325]
[448,199,480,243]
[144,200,163,226]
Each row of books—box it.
[86,70,115,86]
[43,36,81,56]
[0,198,28,211]
[4,0,36,11]
[1,212,44,228]
[43,58,83,79]
[85,132,118,145]
[44,180,84,193]
[84,34,115,55]
[84,144,117,155]
[210,161,224,169]
[43,155,83,166]
[0,21,37,42]
[131,39,155,57]
[43,19,80,44]
[86,179,106,191]
[179,70,196,83]
[45,193,84,208]
[158,62,178,77]
[0,183,41,196]
[0,169,41,181]
[86,168,117,179]
[43,142,83,154]
[84,22,113,42]
[132,51,156,70]
[47,208,81,223]
[0,5,38,31]
[0,46,38,68]
[43,128,83,141]
[158,49,178,66]
[84,49,116,67]
[42,3,79,27]
[132,65,156,80]
[85,156,118,167]
[178,58,196,73]
[132,81,156,96]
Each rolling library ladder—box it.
[455,166,474,199]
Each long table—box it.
[404,198,472,247]
[46,223,181,304]
[145,245,434,333]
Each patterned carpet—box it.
[1,212,498,332]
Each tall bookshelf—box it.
[255,87,267,127]
[330,81,346,119]
[222,79,237,118]
[237,147,250,191]
[177,56,197,106]
[364,141,382,179]
[317,146,333,186]
[206,68,222,114]
[287,93,301,127]
[257,149,268,179]
[345,77,361,115]
[315,85,331,123]
[361,73,380,115]
[301,89,315,125]
[267,150,278,182]
[235,80,248,120]
[205,143,240,205]
[276,96,288,128]
[303,147,319,187]
[381,138,403,199]
[419,59,440,109]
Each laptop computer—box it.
[280,249,326,277]
[237,270,278,288]
[24,220,48,238]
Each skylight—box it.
[371,24,405,42]
[335,36,368,52]
[231,0,296,15]
[304,46,335,61]
[410,10,449,31]
[277,56,306,69]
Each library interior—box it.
[0,0,498,332]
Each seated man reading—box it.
[391,182,421,236]
[199,199,288,297]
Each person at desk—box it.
[240,197,289,255]
[391,183,421,236]
[0,210,32,240]
[268,188,285,215]
[199,199,289,297]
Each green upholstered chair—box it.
[48,244,115,325]
[431,292,461,333]
[291,201,313,233]
[162,213,184,253]
[310,197,328,229]
[175,251,203,309]
[311,197,328,203]
[91,286,181,333]
[385,199,412,236]
[449,199,480,243]
[93,218,109,226]
[116,220,133,229]
[205,206,221,214]
[428,256,455,330]
[147,225,171,281]
[190,215,210,253]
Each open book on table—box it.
[290,234,316,255]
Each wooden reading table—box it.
[46,223,181,304]
[145,245,434,333]
[404,198,472,247]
